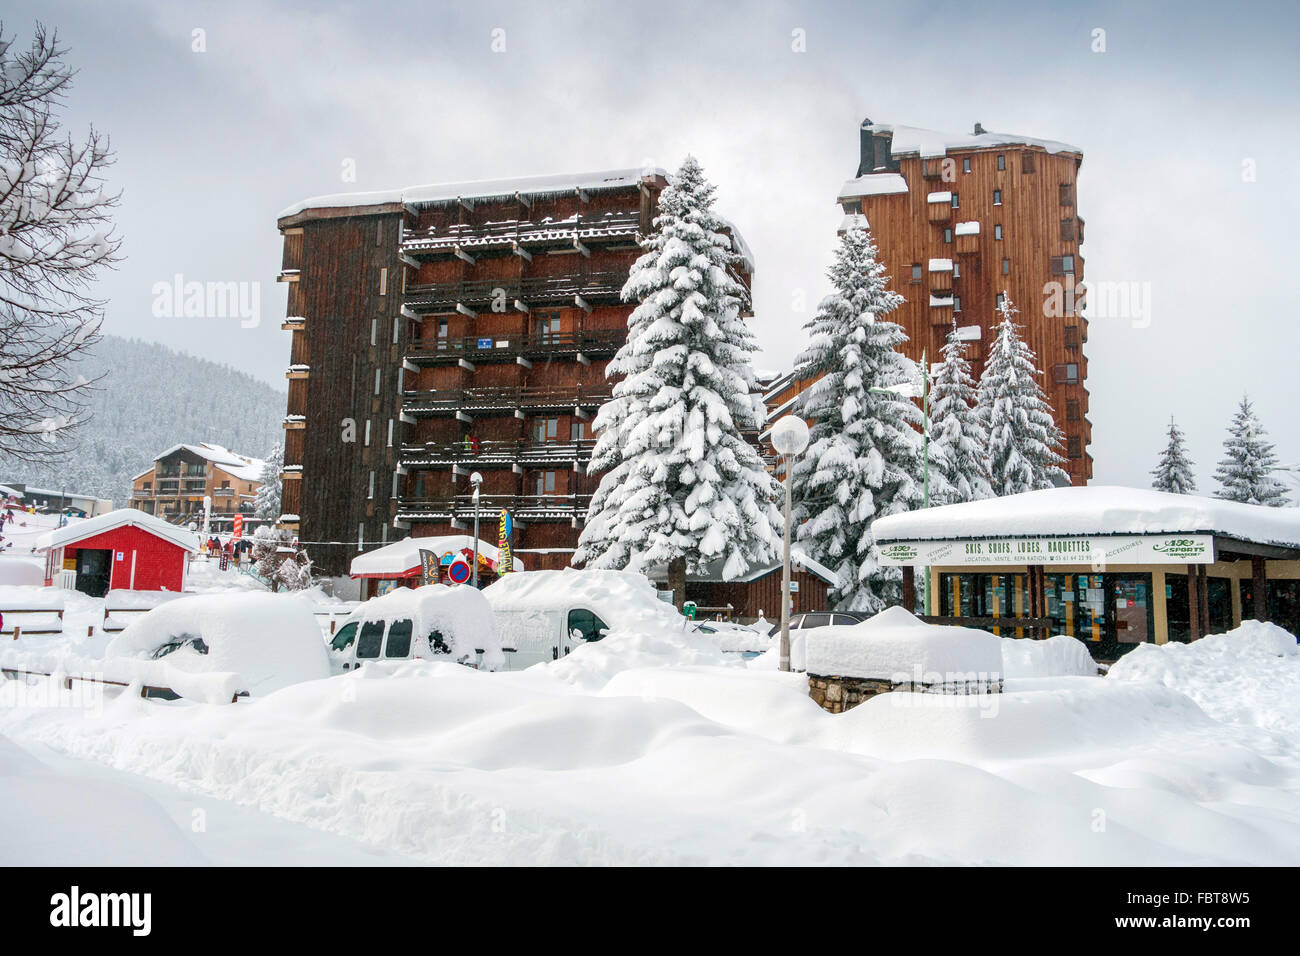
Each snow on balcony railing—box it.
[928,258,953,272]
[954,221,981,236]
[926,191,952,204]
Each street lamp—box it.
[469,471,483,588]
[770,415,810,673]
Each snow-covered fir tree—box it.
[790,224,922,613]
[1150,416,1196,494]
[929,321,993,505]
[977,294,1068,496]
[574,156,780,602]
[255,444,284,519]
[1214,395,1290,506]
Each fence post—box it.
[12,625,18,641]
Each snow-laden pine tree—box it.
[255,444,284,519]
[790,225,922,613]
[1151,416,1196,495]
[1214,396,1290,506]
[930,321,993,505]
[977,294,1068,495]
[574,156,780,602]
[0,25,120,461]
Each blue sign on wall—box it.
[477,337,493,349]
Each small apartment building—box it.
[129,443,264,531]
[873,487,1300,661]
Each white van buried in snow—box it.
[328,584,504,672]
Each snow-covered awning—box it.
[350,535,524,578]
[954,221,981,236]
[873,487,1300,554]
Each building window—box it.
[534,312,561,342]
[379,267,388,296]
[1059,183,1075,206]
[1066,399,1081,422]
[1067,436,1083,459]
[1064,326,1080,349]
[1002,257,1010,275]
[393,317,400,345]
[1021,150,1036,174]
[997,153,1005,171]
[374,368,381,395]
[370,318,377,346]
[943,227,953,244]
[1051,255,1076,275]
[367,471,375,499]
[994,224,1003,240]
[962,158,971,174]
[911,263,922,282]
[358,524,364,552]
[531,417,559,443]
[376,220,384,247]
[953,296,962,312]
[571,421,586,441]
[391,472,400,498]
[534,471,557,496]
[951,192,960,209]
[953,261,960,278]
[1060,218,1076,242]
[386,418,394,447]
[993,189,1002,205]
[364,419,372,446]
[996,292,1005,308]
[1053,363,1080,384]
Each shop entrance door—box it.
[1103,574,1153,658]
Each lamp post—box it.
[770,415,810,673]
[470,471,483,588]
[870,350,931,614]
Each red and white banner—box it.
[232,514,244,540]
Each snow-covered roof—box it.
[279,167,666,220]
[153,442,265,483]
[645,546,836,586]
[872,487,1300,551]
[38,508,200,553]
[350,535,524,577]
[954,221,981,236]
[864,121,1081,159]
[836,173,909,202]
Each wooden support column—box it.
[902,566,916,613]
[1251,555,1268,622]
[1198,565,1210,636]
[1187,565,1201,642]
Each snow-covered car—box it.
[328,584,503,672]
[766,611,867,637]
[691,619,772,658]
[105,592,330,701]
[483,569,682,669]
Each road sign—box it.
[447,558,472,585]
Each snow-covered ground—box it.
[3,575,1299,864]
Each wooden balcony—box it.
[402,438,597,468]
[922,158,947,180]
[402,210,642,258]
[405,329,625,367]
[402,384,613,417]
[955,232,979,256]
[927,199,952,224]
[929,270,953,294]
[404,271,628,314]
[397,493,593,523]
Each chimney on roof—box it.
[973,122,986,135]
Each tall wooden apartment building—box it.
[838,120,1092,483]
[276,169,754,576]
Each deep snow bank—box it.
[1001,634,1097,678]
[1108,620,1300,735]
[805,607,1003,681]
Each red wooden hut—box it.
[40,509,199,597]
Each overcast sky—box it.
[23,0,1300,490]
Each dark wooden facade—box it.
[844,121,1093,483]
[277,170,755,576]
